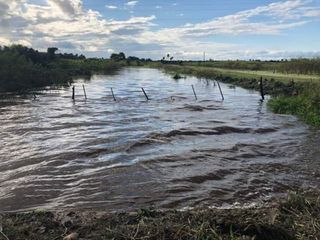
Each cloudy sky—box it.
[0,0,320,60]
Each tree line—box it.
[0,45,122,92]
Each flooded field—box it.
[0,67,319,212]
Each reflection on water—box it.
[0,67,319,212]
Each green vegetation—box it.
[268,82,320,126]
[173,73,184,80]
[160,58,320,75]
[0,191,319,239]
[148,62,320,127]
[110,52,126,61]
[0,45,123,92]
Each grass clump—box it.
[172,73,184,80]
[279,191,320,240]
[268,82,320,127]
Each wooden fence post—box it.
[72,86,75,100]
[141,88,150,101]
[82,84,87,100]
[260,77,265,101]
[191,85,198,100]
[217,81,224,101]
[111,88,116,101]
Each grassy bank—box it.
[148,63,320,127]
[268,85,320,126]
[0,192,319,240]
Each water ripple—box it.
[0,67,319,212]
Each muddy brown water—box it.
[0,68,319,212]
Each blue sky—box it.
[93,1,280,24]
[1,0,320,59]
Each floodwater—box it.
[0,67,319,212]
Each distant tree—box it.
[110,53,117,60]
[118,52,126,60]
[127,56,140,61]
[110,52,126,61]
[47,47,58,59]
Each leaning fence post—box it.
[111,88,116,101]
[259,77,265,101]
[82,84,87,100]
[191,85,198,100]
[217,81,224,101]
[72,86,75,100]
[141,88,150,101]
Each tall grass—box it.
[268,82,320,127]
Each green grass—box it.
[268,83,320,126]
[212,68,320,83]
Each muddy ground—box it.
[0,192,319,240]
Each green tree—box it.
[47,47,58,60]
[110,52,126,61]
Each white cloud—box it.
[0,37,10,46]
[106,5,118,9]
[126,1,138,7]
[302,8,320,17]
[48,0,82,16]
[0,0,319,59]
[153,0,314,39]
[0,0,155,53]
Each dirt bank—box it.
[0,191,319,240]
